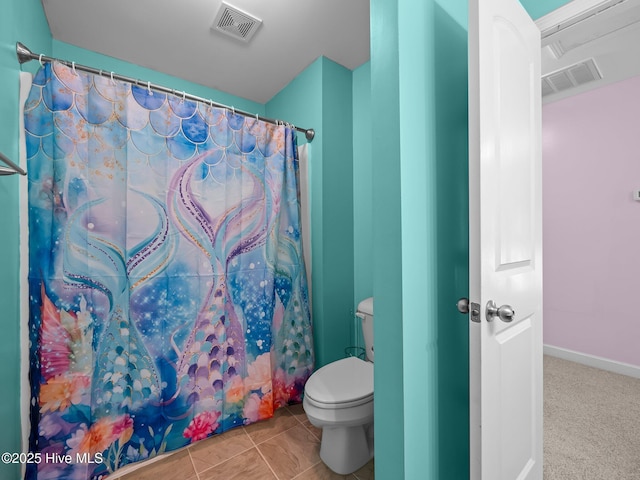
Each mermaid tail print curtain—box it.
[24,62,313,479]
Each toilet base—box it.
[319,422,373,475]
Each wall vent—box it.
[542,58,603,97]
[212,2,262,43]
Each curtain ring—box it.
[181,91,186,103]
[110,72,116,85]
[38,54,44,67]
[231,106,235,115]
[147,81,153,96]
[71,62,77,75]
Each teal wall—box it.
[267,57,355,368]
[352,62,373,316]
[52,41,264,114]
[370,0,470,477]
[520,0,572,19]
[433,4,471,478]
[0,0,51,478]
[317,59,355,363]
[370,0,405,475]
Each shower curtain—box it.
[24,62,313,480]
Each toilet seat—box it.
[304,357,373,409]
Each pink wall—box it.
[543,75,640,367]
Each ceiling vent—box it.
[542,58,603,97]
[212,2,262,43]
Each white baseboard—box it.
[544,345,640,379]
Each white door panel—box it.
[469,0,543,478]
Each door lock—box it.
[457,298,481,323]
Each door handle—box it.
[457,298,469,314]
[485,300,515,323]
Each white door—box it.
[468,0,543,478]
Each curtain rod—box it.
[16,42,315,142]
[0,150,26,176]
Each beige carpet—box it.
[544,355,640,479]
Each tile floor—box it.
[116,404,374,480]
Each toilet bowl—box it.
[303,298,374,475]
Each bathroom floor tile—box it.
[353,459,375,480]
[257,424,321,480]
[188,426,254,473]
[286,402,307,422]
[300,418,322,441]
[115,404,373,480]
[287,403,322,440]
[119,448,196,480]
[292,461,359,479]
[244,406,299,444]
[197,447,276,480]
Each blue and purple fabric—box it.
[24,62,313,479]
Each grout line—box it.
[186,448,201,480]
[290,459,322,479]
[244,412,299,446]
[248,421,301,447]
[250,423,322,480]
[243,425,258,447]
[236,425,280,480]
[285,405,306,425]
[254,443,281,480]
[300,422,321,442]
[284,405,322,442]
[195,444,257,478]
[193,428,256,478]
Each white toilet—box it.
[303,297,374,474]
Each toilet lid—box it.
[304,356,373,406]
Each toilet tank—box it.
[356,297,374,362]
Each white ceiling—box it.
[537,0,640,103]
[41,0,370,104]
[41,0,640,106]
